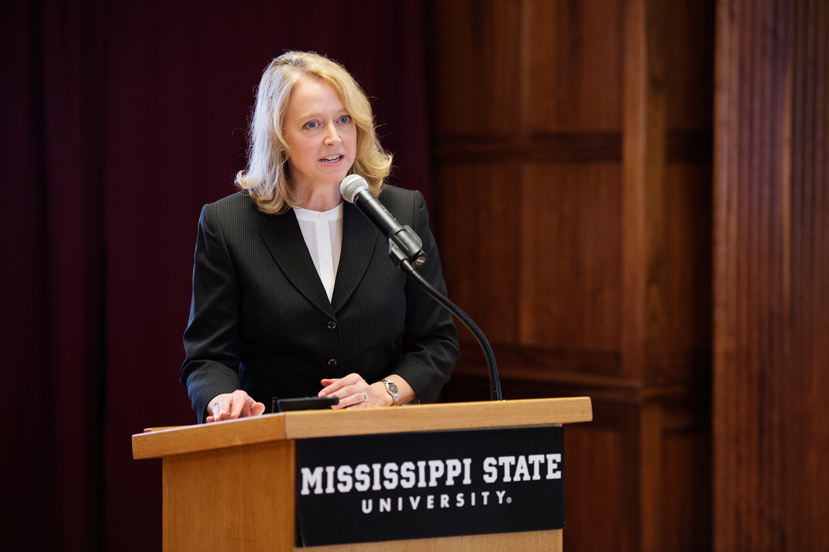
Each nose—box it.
[323,123,341,146]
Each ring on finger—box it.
[361,392,368,403]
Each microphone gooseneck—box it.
[339,175,503,401]
[400,259,503,401]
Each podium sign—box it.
[296,426,565,546]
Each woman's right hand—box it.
[206,390,266,423]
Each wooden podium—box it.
[133,397,592,551]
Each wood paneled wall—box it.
[423,1,714,551]
[714,0,829,550]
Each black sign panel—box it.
[295,425,564,547]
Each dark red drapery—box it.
[0,1,432,550]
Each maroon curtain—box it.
[1,1,431,550]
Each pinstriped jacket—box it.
[180,186,460,423]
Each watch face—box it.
[388,381,399,394]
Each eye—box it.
[303,121,320,130]
[338,115,352,124]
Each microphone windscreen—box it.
[340,174,369,203]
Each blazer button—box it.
[328,359,337,368]
[327,321,337,330]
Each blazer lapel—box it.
[260,209,335,318]
[331,202,381,313]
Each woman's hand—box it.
[206,390,266,422]
[318,373,393,409]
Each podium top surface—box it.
[132,397,592,460]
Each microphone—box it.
[340,175,428,268]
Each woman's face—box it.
[283,77,357,195]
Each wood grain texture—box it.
[281,396,592,439]
[519,162,622,351]
[134,398,593,459]
[714,0,829,550]
[428,0,521,137]
[713,2,790,548]
[435,161,521,344]
[789,2,829,547]
[424,0,715,550]
[442,376,711,552]
[662,163,713,378]
[133,413,288,459]
[521,0,624,132]
[163,441,296,552]
[301,530,561,552]
[623,0,676,381]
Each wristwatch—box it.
[381,378,400,406]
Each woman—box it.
[180,51,459,423]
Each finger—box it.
[220,398,231,420]
[240,397,260,418]
[352,391,370,408]
[238,399,251,418]
[324,373,362,388]
[337,390,368,410]
[211,397,227,421]
[229,391,250,419]
[319,377,346,396]
[327,384,360,404]
[320,374,365,397]
[208,405,225,422]
[251,402,266,417]
[330,391,354,410]
[317,379,337,397]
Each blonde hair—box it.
[235,51,392,214]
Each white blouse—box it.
[293,203,344,302]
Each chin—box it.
[331,171,350,183]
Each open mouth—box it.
[320,155,344,163]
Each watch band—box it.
[381,378,400,406]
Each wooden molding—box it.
[433,132,622,163]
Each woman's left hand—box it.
[319,373,392,409]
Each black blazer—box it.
[181,186,460,422]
